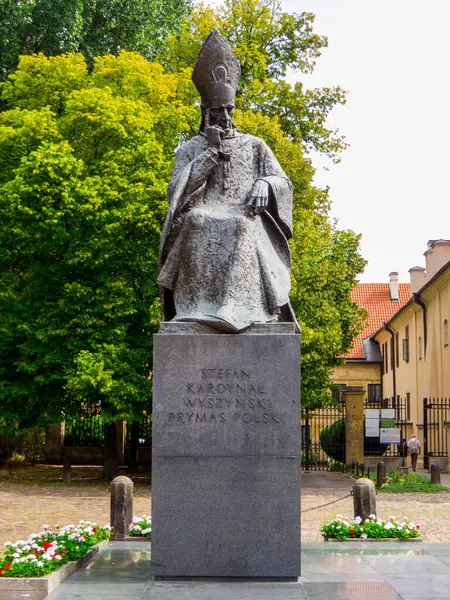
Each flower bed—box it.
[321,514,421,541]
[129,515,152,538]
[0,521,111,578]
[380,469,448,493]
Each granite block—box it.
[152,332,300,578]
[151,456,300,578]
[152,333,300,458]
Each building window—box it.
[418,336,423,360]
[367,383,381,404]
[403,325,409,362]
[445,319,449,346]
[383,342,389,373]
[395,332,400,368]
[331,384,346,404]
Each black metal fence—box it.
[301,404,346,471]
[125,414,152,447]
[64,404,104,447]
[364,396,410,462]
[423,397,450,468]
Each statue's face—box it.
[206,104,235,133]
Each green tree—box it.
[0,52,195,447]
[164,0,348,162]
[0,0,191,81]
[233,111,366,409]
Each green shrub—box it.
[319,418,386,462]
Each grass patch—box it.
[379,469,449,493]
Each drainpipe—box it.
[413,292,427,357]
[383,323,396,400]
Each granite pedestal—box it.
[151,327,301,578]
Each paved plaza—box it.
[1,470,450,547]
[44,540,450,600]
[2,469,450,599]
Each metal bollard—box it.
[377,461,386,487]
[430,463,441,484]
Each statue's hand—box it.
[206,125,223,151]
[246,180,269,215]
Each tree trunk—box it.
[128,421,140,473]
[103,422,119,479]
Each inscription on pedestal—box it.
[167,367,283,425]
[153,335,300,458]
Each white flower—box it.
[133,516,140,523]
[141,528,151,535]
[361,534,368,539]
[42,524,49,529]
[37,561,44,568]
[12,552,21,558]
[354,517,362,525]
[384,522,394,530]
[369,514,376,520]
[4,541,12,547]
[54,555,62,561]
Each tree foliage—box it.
[0,0,191,81]
[0,0,366,429]
[0,51,195,428]
[164,0,348,162]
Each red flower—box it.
[416,525,420,529]
[43,542,53,551]
[34,550,40,556]
[5,564,12,570]
[0,569,4,575]
[349,529,355,534]
[83,535,87,539]
[92,528,97,534]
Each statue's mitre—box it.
[192,31,241,106]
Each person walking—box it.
[407,434,421,471]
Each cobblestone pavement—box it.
[1,468,449,549]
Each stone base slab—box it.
[0,541,108,600]
[151,456,300,578]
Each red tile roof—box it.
[346,283,411,360]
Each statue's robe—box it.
[158,130,297,332]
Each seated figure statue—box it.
[158,31,298,333]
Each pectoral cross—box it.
[219,151,231,190]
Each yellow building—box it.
[373,240,450,470]
[331,276,411,397]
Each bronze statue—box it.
[159,31,298,332]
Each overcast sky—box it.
[282,0,450,283]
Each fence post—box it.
[43,422,65,464]
[344,386,365,466]
[304,412,311,472]
[423,398,429,470]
